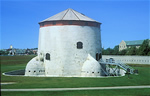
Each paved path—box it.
[1,85,150,91]
[1,82,16,85]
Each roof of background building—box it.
[40,8,100,23]
[125,40,144,46]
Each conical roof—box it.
[40,8,99,23]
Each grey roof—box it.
[40,8,100,23]
[125,40,144,46]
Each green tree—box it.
[105,48,114,55]
[126,46,137,55]
[112,45,119,55]
[148,51,150,56]
[137,39,150,55]
[102,48,106,55]
[0,50,9,55]
[119,49,127,55]
[102,45,119,55]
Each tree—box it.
[102,46,119,55]
[112,45,119,55]
[148,51,150,56]
[102,48,114,55]
[119,49,127,55]
[0,50,9,55]
[137,39,150,55]
[126,46,137,55]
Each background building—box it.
[119,40,144,51]
[0,45,37,56]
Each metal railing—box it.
[99,58,135,76]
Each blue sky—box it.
[1,0,149,49]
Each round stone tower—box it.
[25,8,103,77]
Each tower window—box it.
[46,53,50,60]
[77,42,83,49]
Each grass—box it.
[1,55,150,96]
[0,55,34,72]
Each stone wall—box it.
[102,55,150,64]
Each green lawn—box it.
[1,56,150,96]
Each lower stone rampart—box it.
[102,55,150,64]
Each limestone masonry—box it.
[25,8,105,77]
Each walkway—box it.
[1,82,16,85]
[1,85,150,91]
